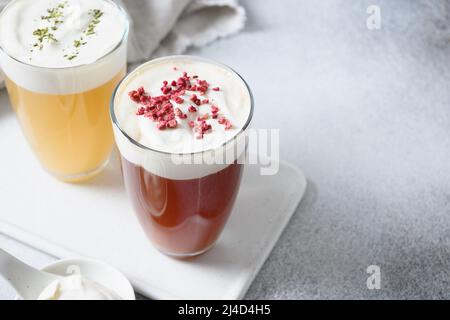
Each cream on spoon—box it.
[0,248,134,300]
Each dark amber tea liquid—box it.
[122,157,244,256]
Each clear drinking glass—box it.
[111,56,254,257]
[0,0,129,182]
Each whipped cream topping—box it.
[115,57,252,155]
[37,275,121,300]
[113,56,253,180]
[0,0,128,94]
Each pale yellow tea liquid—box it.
[5,68,126,181]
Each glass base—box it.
[48,157,110,183]
[156,242,216,259]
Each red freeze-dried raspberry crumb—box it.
[190,94,201,106]
[129,91,140,103]
[225,120,233,130]
[128,70,232,137]
[174,108,188,119]
[161,85,172,95]
[211,105,220,114]
[157,121,167,130]
[195,120,212,139]
[167,119,178,128]
[136,107,145,116]
[174,96,184,104]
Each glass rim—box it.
[0,0,130,71]
[110,55,255,157]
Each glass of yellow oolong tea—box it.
[0,0,129,182]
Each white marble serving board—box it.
[0,98,306,299]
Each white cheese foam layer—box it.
[113,56,253,180]
[0,0,128,94]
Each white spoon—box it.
[0,248,60,300]
[0,248,135,300]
